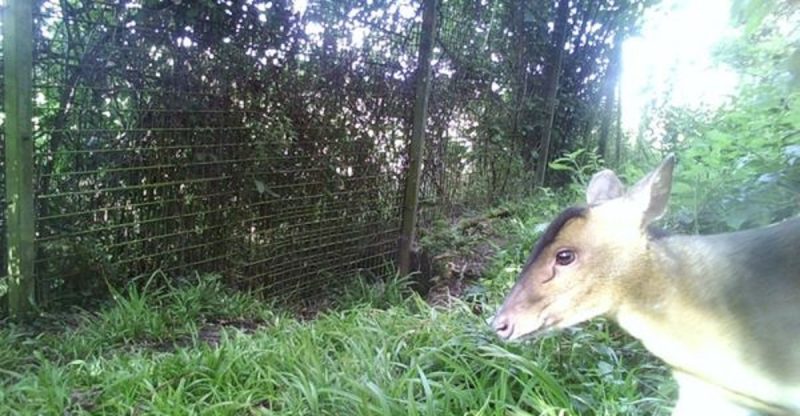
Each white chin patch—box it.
[508,319,548,341]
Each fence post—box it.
[4,0,36,319]
[398,0,437,276]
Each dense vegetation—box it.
[1,0,798,414]
[1,0,658,308]
[634,0,799,233]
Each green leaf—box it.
[254,179,265,194]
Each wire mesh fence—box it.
[0,0,429,311]
[2,0,640,316]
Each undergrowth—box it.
[0,193,674,415]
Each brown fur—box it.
[492,155,800,415]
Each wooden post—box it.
[4,0,36,319]
[398,0,437,276]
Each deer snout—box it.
[492,314,515,340]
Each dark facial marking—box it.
[522,206,587,271]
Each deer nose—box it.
[492,315,514,340]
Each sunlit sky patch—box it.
[292,0,308,15]
[621,0,740,133]
[295,0,415,48]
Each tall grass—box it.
[0,275,672,415]
[0,196,674,415]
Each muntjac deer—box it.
[491,155,800,415]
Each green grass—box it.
[0,281,673,415]
[0,197,675,415]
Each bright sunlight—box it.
[621,0,740,133]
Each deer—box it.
[491,154,800,415]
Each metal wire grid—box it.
[25,0,415,304]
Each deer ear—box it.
[587,169,625,205]
[626,154,676,226]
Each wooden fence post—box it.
[4,0,36,319]
[398,0,437,276]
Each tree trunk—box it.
[512,0,532,171]
[398,0,437,276]
[614,76,623,166]
[598,97,611,158]
[600,35,623,163]
[614,40,624,167]
[534,0,570,188]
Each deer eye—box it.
[555,249,576,266]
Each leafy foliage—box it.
[636,0,800,232]
[422,0,655,214]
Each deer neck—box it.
[612,231,769,357]
[611,231,800,411]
